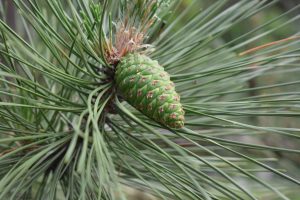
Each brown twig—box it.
[239,36,300,56]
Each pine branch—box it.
[0,0,300,199]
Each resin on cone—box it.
[115,54,185,129]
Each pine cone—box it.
[115,54,185,129]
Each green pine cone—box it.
[115,54,185,129]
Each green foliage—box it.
[0,0,300,199]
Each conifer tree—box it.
[0,0,300,199]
